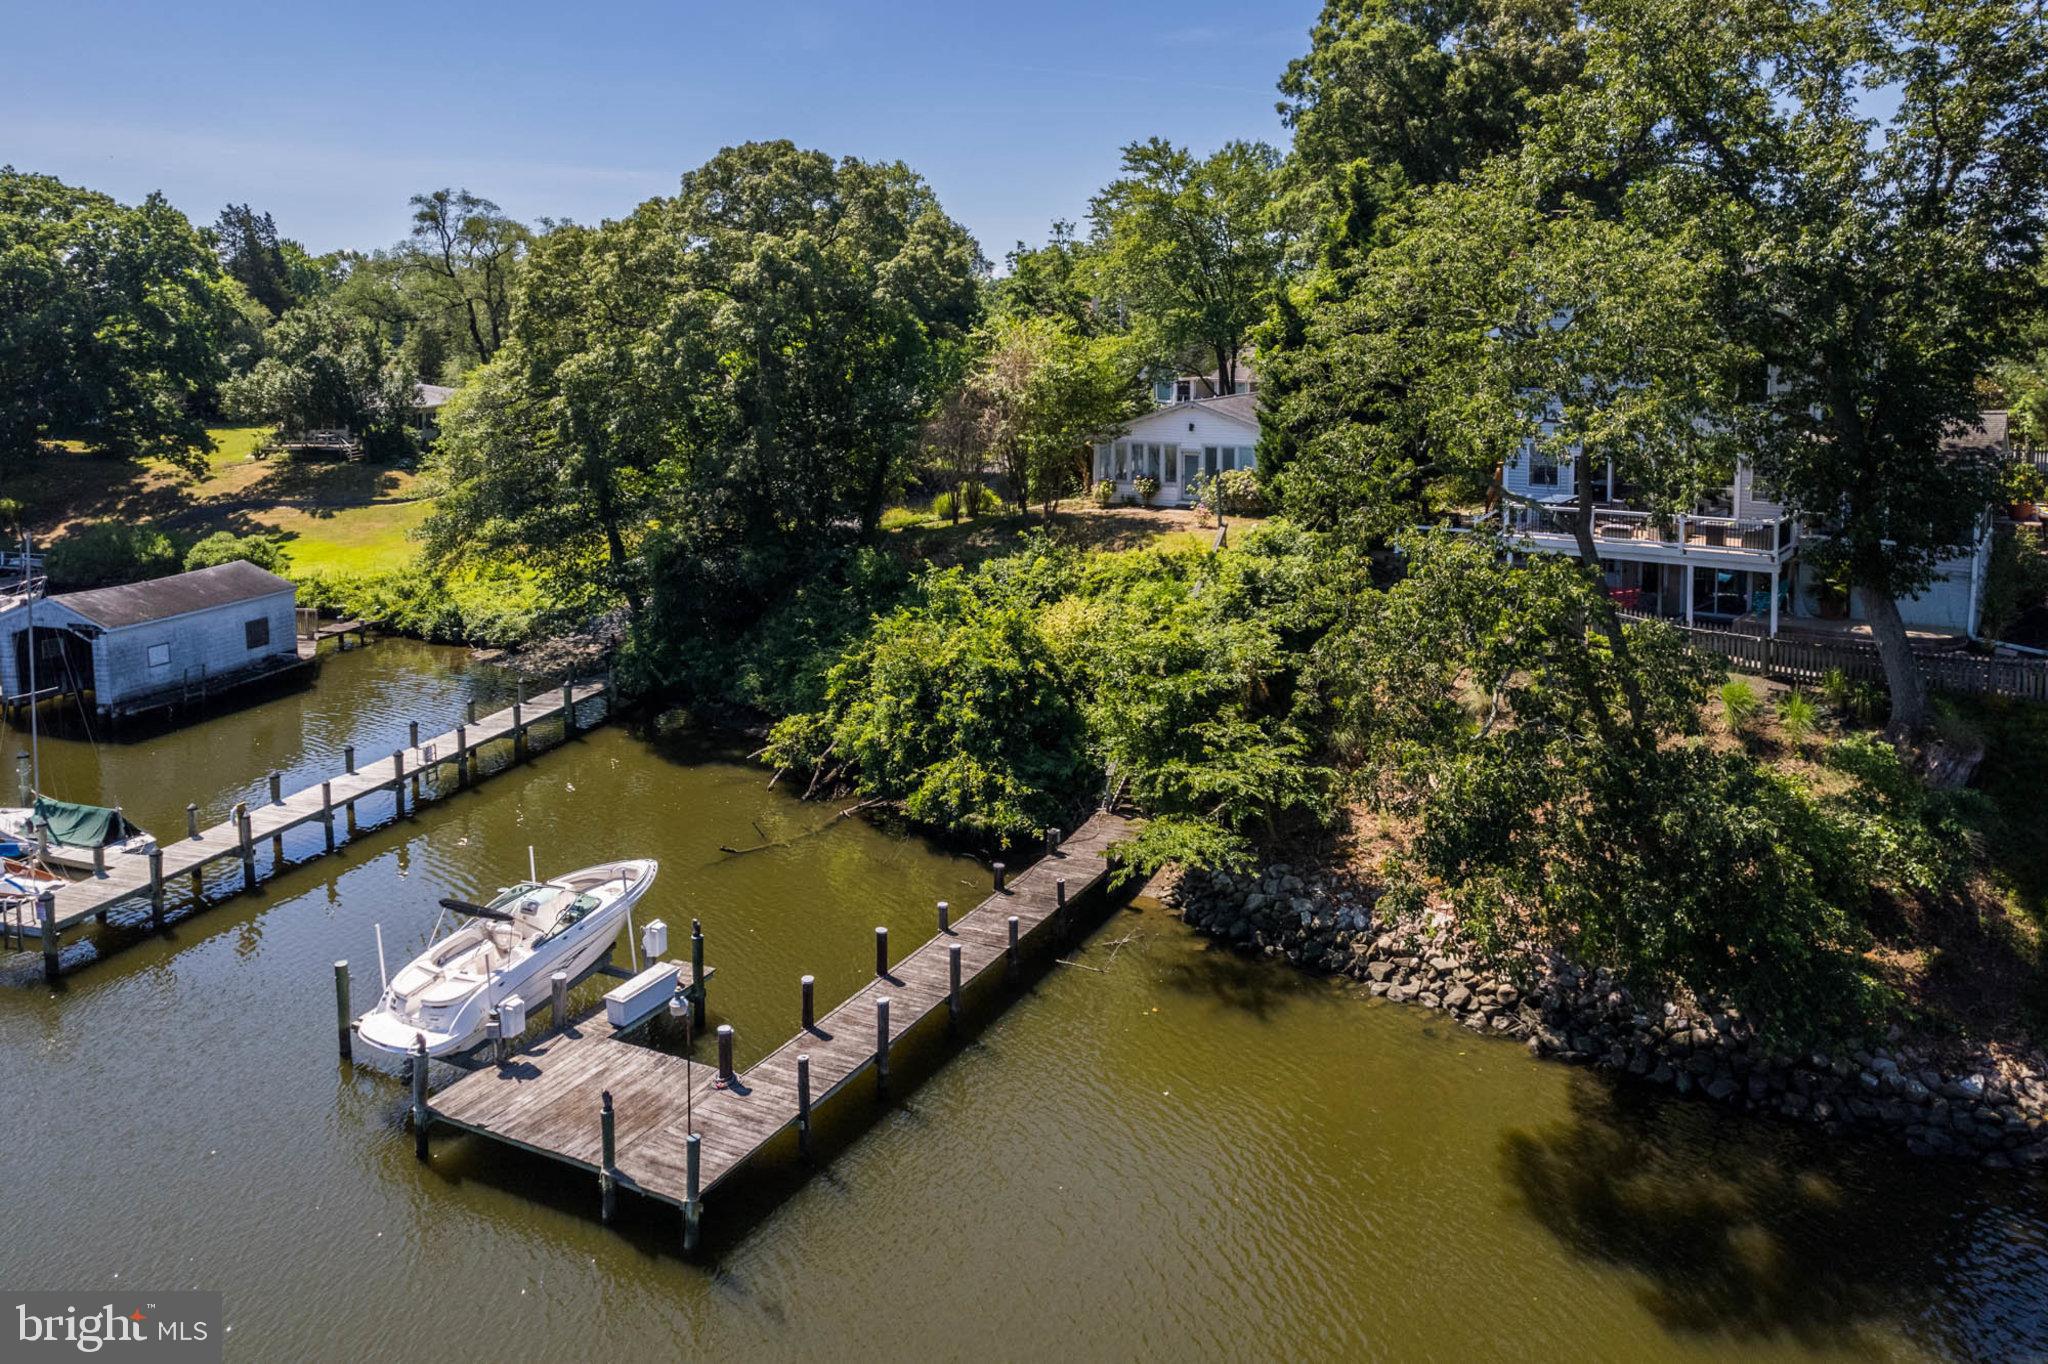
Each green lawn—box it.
[25,426,430,578]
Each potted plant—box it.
[2004,460,2046,521]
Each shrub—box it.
[1213,467,1264,515]
[2002,460,2047,507]
[1777,690,1819,746]
[1089,479,1118,507]
[930,485,1001,521]
[1133,475,1161,504]
[184,531,290,574]
[1721,678,1761,733]
[44,522,181,589]
[1821,667,1886,726]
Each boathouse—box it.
[0,561,304,720]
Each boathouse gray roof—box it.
[49,561,295,630]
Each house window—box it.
[146,642,170,669]
[1114,443,1128,478]
[1154,378,1174,403]
[245,617,271,650]
[1175,380,1192,403]
[1529,448,1560,486]
[1220,447,1239,471]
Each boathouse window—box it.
[146,642,170,668]
[245,617,270,650]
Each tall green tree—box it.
[1087,139,1289,392]
[426,143,983,626]
[221,298,419,454]
[404,189,528,367]
[1260,0,1587,516]
[973,316,1135,515]
[213,203,295,318]
[0,168,235,471]
[991,221,1106,334]
[1544,0,2048,733]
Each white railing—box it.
[1500,504,1796,557]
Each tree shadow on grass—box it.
[1503,1075,2048,1358]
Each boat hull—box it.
[353,860,657,1061]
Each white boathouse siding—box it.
[1,562,299,714]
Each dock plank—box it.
[3,680,610,953]
[426,811,1136,1214]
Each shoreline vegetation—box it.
[12,0,2048,1181]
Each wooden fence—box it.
[1619,611,2048,702]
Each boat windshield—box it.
[533,892,603,945]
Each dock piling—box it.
[14,687,616,975]
[937,899,950,933]
[716,1024,734,1085]
[993,861,1006,892]
[562,681,575,736]
[334,961,351,1059]
[875,925,889,977]
[691,919,706,1029]
[948,941,962,1029]
[801,974,815,1030]
[38,892,57,982]
[410,1038,430,1160]
[1046,826,1061,855]
[1007,915,1020,969]
[551,971,569,1031]
[875,997,891,1097]
[797,1053,812,1157]
[455,725,468,786]
[599,1090,617,1222]
[1057,877,1067,910]
[683,1131,702,1251]
[235,803,254,888]
[466,699,477,724]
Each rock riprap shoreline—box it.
[1172,864,2048,1167]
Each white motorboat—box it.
[0,799,156,872]
[354,859,658,1060]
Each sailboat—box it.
[353,859,658,1060]
[0,799,156,871]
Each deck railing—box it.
[1501,505,1796,557]
[1619,611,2048,701]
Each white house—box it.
[1148,355,1257,406]
[1091,393,1261,506]
[0,561,303,721]
[1492,418,2000,636]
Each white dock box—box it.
[604,962,680,1030]
[497,994,527,1036]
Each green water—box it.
[3,641,2046,1361]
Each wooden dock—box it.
[420,809,1136,1247]
[3,673,613,977]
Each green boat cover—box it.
[31,797,140,849]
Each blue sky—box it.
[2,0,1317,263]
